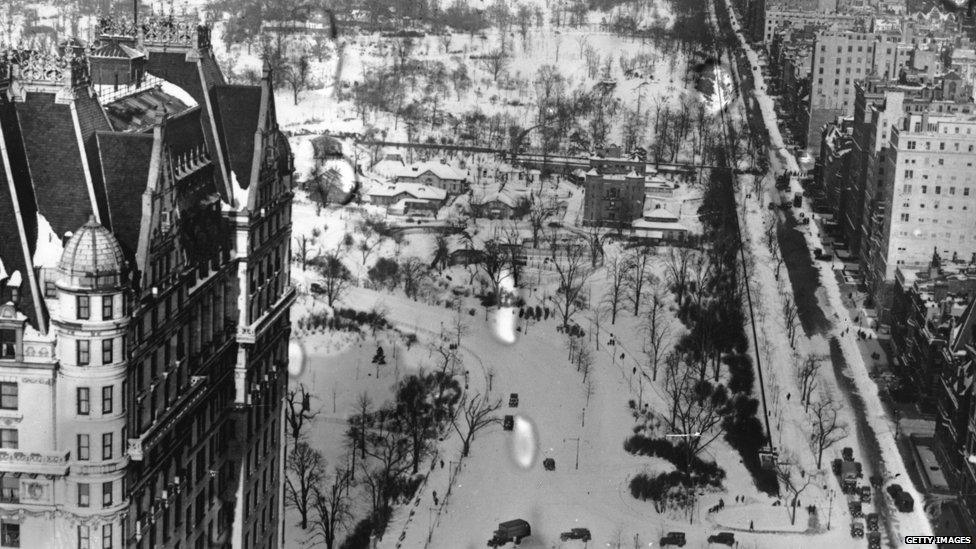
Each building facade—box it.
[0,12,294,549]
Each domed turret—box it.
[57,216,126,290]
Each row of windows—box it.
[77,481,115,508]
[75,338,123,366]
[76,385,117,415]
[76,432,117,461]
[901,183,973,196]
[0,429,119,459]
[75,295,116,321]
[77,524,114,549]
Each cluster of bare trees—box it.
[284,385,355,548]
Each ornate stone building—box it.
[0,12,293,549]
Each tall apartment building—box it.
[805,29,904,150]
[0,11,294,549]
[582,149,646,227]
[869,112,976,321]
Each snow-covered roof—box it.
[0,257,5,280]
[643,204,680,221]
[396,161,466,181]
[371,158,406,178]
[478,190,521,208]
[632,219,688,232]
[6,271,21,287]
[367,182,447,201]
[33,214,64,268]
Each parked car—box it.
[660,532,686,547]
[487,519,531,547]
[842,447,854,461]
[559,528,591,542]
[850,519,864,538]
[866,513,879,532]
[867,532,881,549]
[859,485,872,503]
[849,499,863,517]
[707,532,735,546]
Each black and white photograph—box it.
[0,0,973,546]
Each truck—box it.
[839,461,861,493]
[487,519,531,547]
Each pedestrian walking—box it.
[440,459,445,469]
[749,520,754,531]
[786,393,791,401]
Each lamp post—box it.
[564,437,580,470]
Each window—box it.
[905,170,914,179]
[77,340,90,365]
[966,188,971,196]
[77,388,90,415]
[78,483,89,507]
[101,296,112,321]
[1,523,19,548]
[102,339,113,365]
[922,185,928,194]
[102,481,112,507]
[78,525,89,549]
[77,434,90,461]
[901,213,910,222]
[101,524,112,549]
[0,330,14,359]
[0,383,16,410]
[102,433,112,460]
[936,186,942,195]
[0,477,18,503]
[77,296,89,320]
[102,386,112,414]
[0,429,16,449]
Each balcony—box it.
[128,375,208,461]
[0,449,71,476]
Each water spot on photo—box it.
[509,415,538,470]
[288,339,307,377]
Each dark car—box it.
[859,485,872,503]
[707,532,735,546]
[832,458,843,475]
[559,528,591,542]
[867,532,881,549]
[866,513,879,532]
[660,532,686,547]
[843,447,854,461]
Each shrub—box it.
[339,506,393,549]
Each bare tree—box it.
[550,242,593,328]
[359,414,412,517]
[603,255,629,324]
[314,247,351,307]
[451,391,503,456]
[285,441,325,530]
[796,354,820,412]
[357,223,383,265]
[478,239,508,299]
[527,201,552,245]
[399,256,429,299]
[808,393,848,469]
[286,384,319,446]
[774,452,817,525]
[478,49,510,79]
[624,248,655,315]
[641,288,673,381]
[296,235,311,271]
[284,51,312,105]
[308,466,354,549]
[665,247,694,307]
[662,352,729,468]
[346,392,373,479]
[782,294,799,347]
